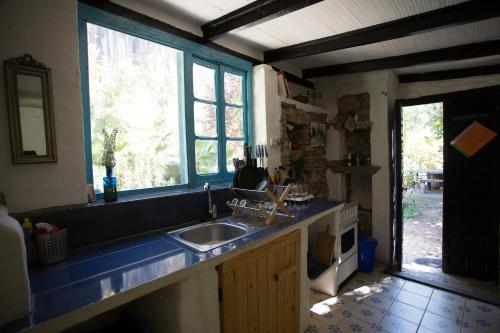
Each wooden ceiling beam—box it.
[398,64,500,83]
[302,39,500,79]
[264,0,500,63]
[201,0,323,41]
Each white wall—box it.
[0,0,87,213]
[252,65,282,174]
[313,71,395,263]
[313,70,500,264]
[0,0,272,213]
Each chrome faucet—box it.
[203,182,217,219]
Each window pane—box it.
[225,107,243,138]
[194,102,217,137]
[87,23,185,192]
[193,63,216,101]
[226,141,244,172]
[195,140,218,174]
[224,72,243,105]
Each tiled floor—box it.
[396,267,500,307]
[306,264,500,333]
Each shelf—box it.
[307,256,337,280]
[329,121,373,131]
[329,165,381,175]
[279,96,327,114]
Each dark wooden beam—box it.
[80,0,262,65]
[398,64,500,83]
[202,0,323,41]
[303,39,500,79]
[264,0,500,63]
[79,0,316,89]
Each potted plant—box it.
[100,129,118,202]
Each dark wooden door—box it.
[443,86,500,281]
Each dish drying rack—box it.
[227,184,293,225]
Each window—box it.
[192,61,245,176]
[79,4,252,196]
[86,23,185,193]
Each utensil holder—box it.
[35,229,68,264]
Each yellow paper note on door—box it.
[451,121,497,157]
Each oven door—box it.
[340,219,358,261]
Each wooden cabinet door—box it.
[219,230,301,333]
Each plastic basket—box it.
[35,229,68,264]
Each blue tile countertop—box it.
[2,199,341,333]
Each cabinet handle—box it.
[274,263,298,282]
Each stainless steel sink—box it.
[167,218,266,252]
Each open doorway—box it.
[401,102,444,276]
[390,88,500,305]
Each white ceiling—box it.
[140,0,500,74]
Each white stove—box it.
[337,202,359,286]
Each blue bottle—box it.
[103,167,117,202]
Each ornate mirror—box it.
[4,54,57,163]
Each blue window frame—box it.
[78,3,253,196]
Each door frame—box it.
[389,94,445,272]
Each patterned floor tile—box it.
[465,298,500,319]
[328,292,361,310]
[403,281,434,297]
[463,309,500,333]
[310,302,346,326]
[416,327,435,333]
[351,285,380,298]
[370,283,402,298]
[341,280,366,293]
[430,289,465,307]
[420,311,461,333]
[377,275,406,289]
[461,325,486,333]
[307,317,339,333]
[350,303,385,326]
[377,313,418,333]
[396,290,430,310]
[308,269,500,333]
[387,300,424,324]
[311,289,330,305]
[426,298,464,321]
[358,293,393,312]
[310,292,354,326]
[337,316,375,333]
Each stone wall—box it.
[280,103,328,198]
[336,93,373,235]
[338,93,371,160]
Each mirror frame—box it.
[4,54,57,163]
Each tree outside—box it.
[401,102,444,273]
[87,23,245,192]
[402,102,443,188]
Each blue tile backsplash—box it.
[13,187,234,250]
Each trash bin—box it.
[358,233,377,273]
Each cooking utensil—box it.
[235,143,263,189]
[259,145,264,167]
[255,179,270,191]
[256,145,260,166]
[312,225,336,266]
[264,145,268,167]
